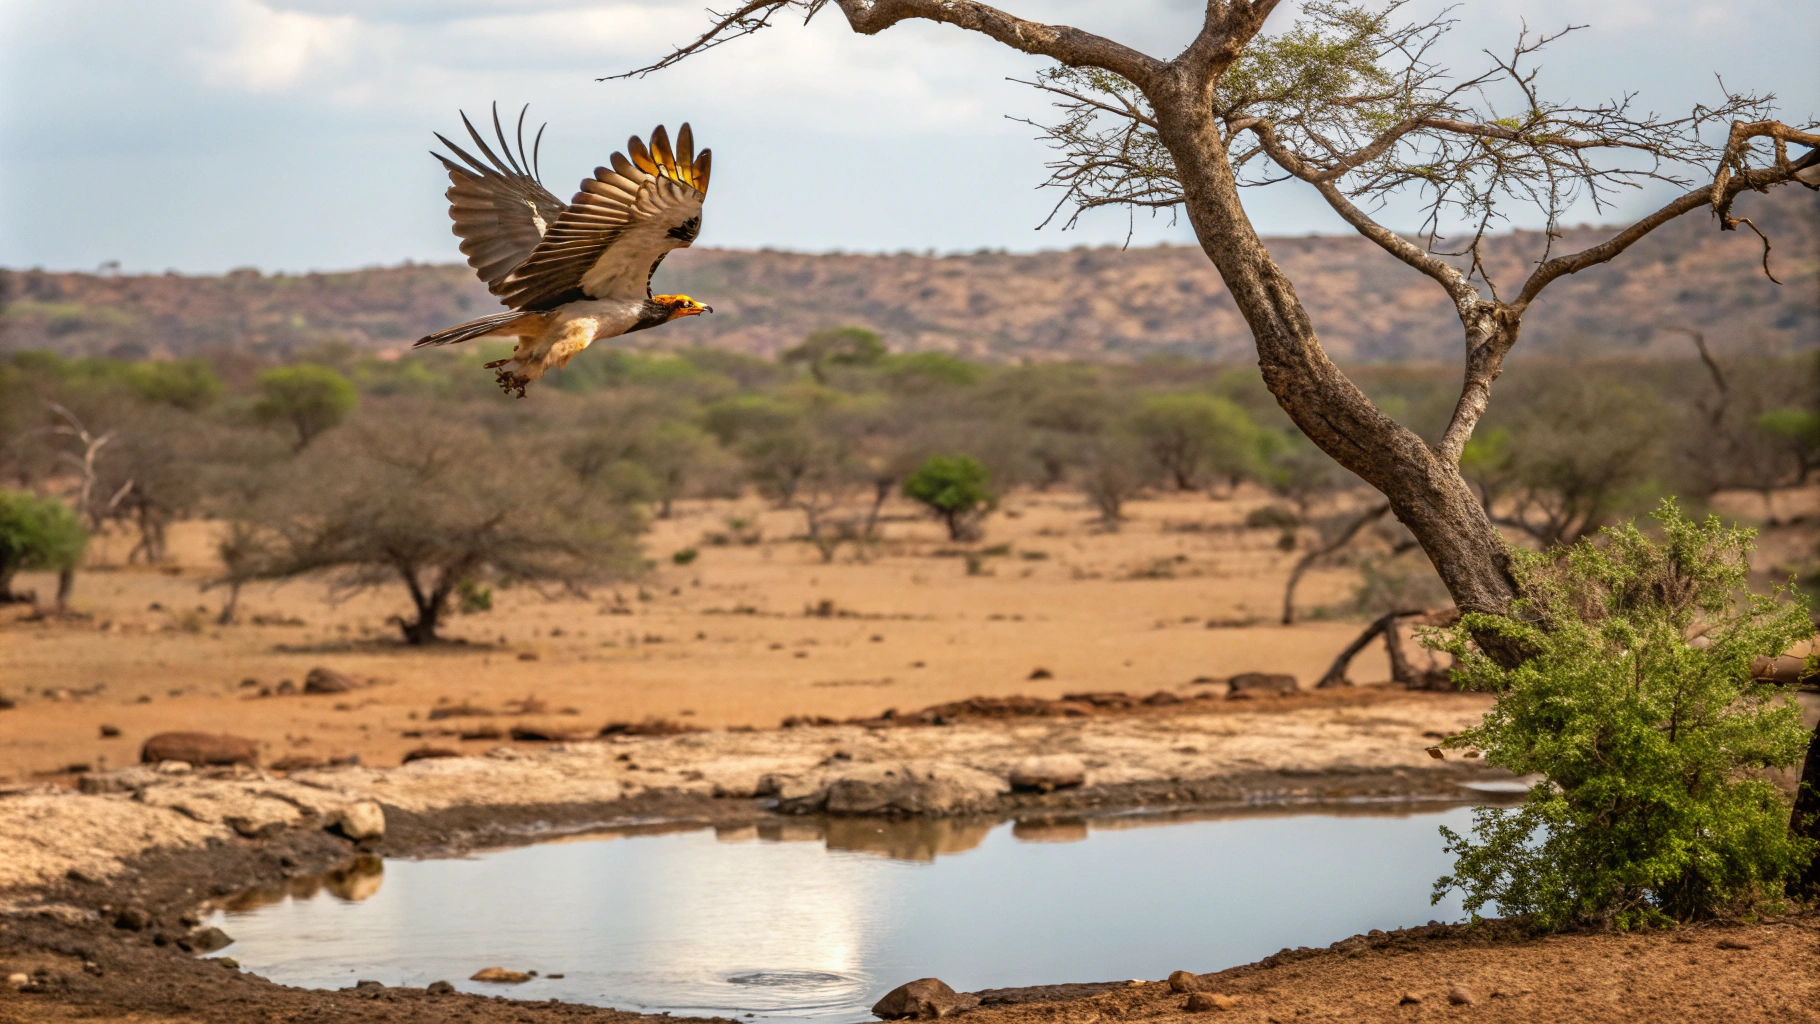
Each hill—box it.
[2,189,1813,364]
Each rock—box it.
[815,762,1009,816]
[1399,992,1422,1005]
[1425,746,1445,759]
[1008,755,1087,793]
[186,926,233,953]
[1225,672,1297,697]
[1027,668,1054,680]
[113,907,150,931]
[1447,985,1477,1006]
[427,980,456,995]
[1184,992,1235,1011]
[470,967,532,984]
[402,746,460,763]
[1715,938,1752,950]
[8,973,30,990]
[210,957,238,969]
[330,800,386,841]
[355,979,384,990]
[99,724,121,738]
[1167,971,1200,993]
[872,978,981,1019]
[182,923,232,960]
[140,732,259,767]
[304,667,362,694]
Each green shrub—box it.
[0,490,87,599]
[1430,503,1816,929]
[672,548,699,566]
[903,454,995,541]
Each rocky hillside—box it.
[3,189,1813,364]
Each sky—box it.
[1,0,1815,274]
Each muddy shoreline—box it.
[0,690,1515,1023]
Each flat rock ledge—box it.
[0,694,1501,896]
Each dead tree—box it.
[1280,500,1388,625]
[1316,607,1459,690]
[621,1,1818,658]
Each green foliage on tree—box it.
[252,364,357,450]
[782,327,887,383]
[1129,393,1262,489]
[0,490,86,600]
[1431,504,1816,929]
[903,454,995,541]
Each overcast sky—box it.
[1,1,1814,274]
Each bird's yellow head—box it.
[655,294,712,320]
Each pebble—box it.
[1399,991,1422,1005]
[7,973,28,990]
[1447,985,1477,1006]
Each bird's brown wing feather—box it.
[496,124,710,311]
[434,105,568,296]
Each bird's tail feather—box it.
[413,310,540,349]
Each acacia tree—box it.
[621,0,1817,643]
[242,419,642,644]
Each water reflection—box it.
[209,807,1485,1021]
[218,856,384,913]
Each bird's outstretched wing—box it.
[434,105,568,295]
[494,124,711,311]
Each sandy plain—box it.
[0,490,1413,782]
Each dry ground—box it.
[1,490,1420,781]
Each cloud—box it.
[1,0,1814,273]
[198,1,358,92]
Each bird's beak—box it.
[702,305,713,314]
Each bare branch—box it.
[614,0,1166,87]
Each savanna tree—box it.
[619,0,1818,646]
[240,418,642,644]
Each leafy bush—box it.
[0,490,87,600]
[1431,503,1815,929]
[903,454,995,541]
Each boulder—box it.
[1185,992,1235,1011]
[426,980,456,995]
[872,978,981,1019]
[470,967,531,984]
[817,763,1009,817]
[1447,985,1477,1006]
[1225,673,1298,698]
[303,667,362,694]
[1008,755,1087,793]
[330,800,386,841]
[140,732,259,767]
[1167,971,1200,993]
[185,927,233,954]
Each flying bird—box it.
[414,106,713,396]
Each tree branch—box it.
[1512,156,1807,310]
[613,0,1167,87]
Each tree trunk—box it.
[1150,78,1520,624]
[1794,719,1820,896]
[216,580,241,626]
[55,568,74,613]
[0,567,18,603]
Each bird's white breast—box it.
[550,297,650,341]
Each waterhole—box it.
[208,805,1490,1020]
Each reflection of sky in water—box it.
[210,808,1478,1021]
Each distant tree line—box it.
[0,330,1815,637]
